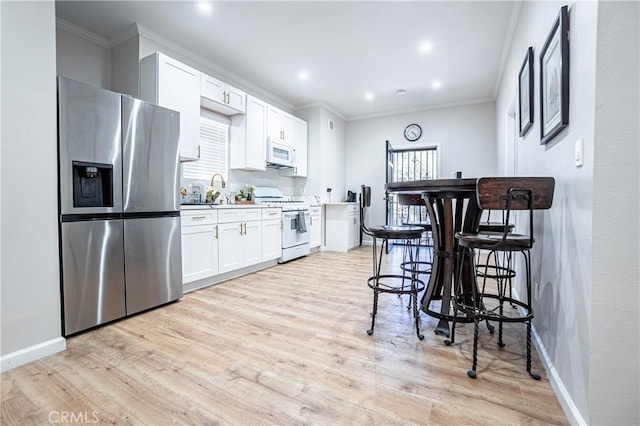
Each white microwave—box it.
[267,138,294,168]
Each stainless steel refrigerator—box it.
[57,76,182,336]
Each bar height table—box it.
[385,178,482,336]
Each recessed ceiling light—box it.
[365,92,374,101]
[197,2,212,14]
[419,41,433,54]
[396,89,406,95]
[298,70,309,81]
[432,80,442,89]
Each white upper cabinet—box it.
[230,95,267,171]
[292,117,308,177]
[201,73,246,116]
[139,52,201,162]
[267,105,294,146]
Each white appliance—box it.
[266,138,294,169]
[253,187,310,262]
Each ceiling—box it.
[55,1,519,120]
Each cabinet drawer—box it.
[262,208,282,220]
[309,206,321,215]
[181,210,216,226]
[218,208,262,223]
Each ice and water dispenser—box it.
[72,161,114,208]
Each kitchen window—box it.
[182,110,230,181]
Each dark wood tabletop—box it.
[385,178,481,336]
[385,178,477,194]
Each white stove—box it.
[253,187,310,262]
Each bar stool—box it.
[360,186,426,339]
[446,177,555,379]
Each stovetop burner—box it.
[252,187,308,211]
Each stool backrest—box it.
[476,177,555,248]
[477,177,555,211]
[361,185,373,235]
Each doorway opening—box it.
[385,141,438,251]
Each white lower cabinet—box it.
[217,208,263,274]
[324,203,360,252]
[181,210,218,284]
[309,206,322,248]
[261,208,282,261]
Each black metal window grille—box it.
[388,147,438,227]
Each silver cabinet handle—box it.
[192,216,206,220]
[215,225,218,239]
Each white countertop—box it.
[181,204,271,210]
[323,202,358,205]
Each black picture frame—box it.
[539,5,569,145]
[518,47,534,137]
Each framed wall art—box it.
[539,5,569,145]
[518,46,534,137]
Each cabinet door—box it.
[280,112,294,146]
[156,54,200,161]
[310,212,322,248]
[242,221,263,267]
[218,222,243,273]
[245,96,267,170]
[267,105,284,142]
[292,118,308,177]
[201,73,246,115]
[226,86,246,113]
[262,219,282,261]
[267,105,293,144]
[181,224,218,284]
[201,73,226,104]
[230,95,266,171]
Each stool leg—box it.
[367,237,381,336]
[497,251,505,347]
[523,249,541,380]
[468,316,479,379]
[410,237,424,340]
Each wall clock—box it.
[404,123,422,142]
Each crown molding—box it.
[493,0,522,99]
[347,97,495,122]
[108,23,140,49]
[56,18,110,48]
[295,101,347,121]
[134,23,294,112]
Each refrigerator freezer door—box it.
[58,76,123,215]
[124,216,182,315]
[60,220,126,335]
[122,96,180,213]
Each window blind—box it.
[183,113,229,181]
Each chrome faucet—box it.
[210,173,226,188]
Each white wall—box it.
[111,35,139,96]
[56,26,111,89]
[589,2,639,424]
[345,102,497,229]
[295,106,347,202]
[496,1,639,424]
[1,0,65,370]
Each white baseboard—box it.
[510,290,587,425]
[1,337,66,372]
[530,327,587,425]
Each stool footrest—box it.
[367,274,426,294]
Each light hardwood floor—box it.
[1,247,567,425]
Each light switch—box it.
[575,138,584,167]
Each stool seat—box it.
[456,231,534,250]
[402,221,432,232]
[368,225,424,240]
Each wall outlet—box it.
[575,138,584,167]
